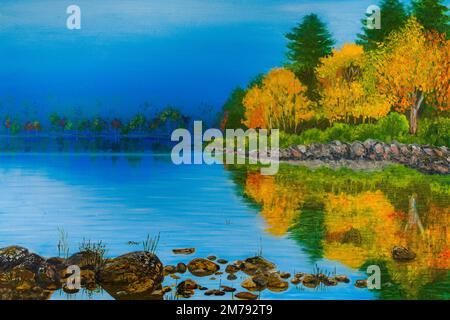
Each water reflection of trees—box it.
[228,164,450,299]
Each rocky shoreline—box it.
[275,140,449,174]
[0,245,418,300]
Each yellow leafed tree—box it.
[317,43,392,124]
[373,17,450,135]
[242,68,314,133]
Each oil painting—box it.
[0,0,448,302]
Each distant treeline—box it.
[2,106,190,136]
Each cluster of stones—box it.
[167,255,368,300]
[0,246,164,300]
[278,140,449,174]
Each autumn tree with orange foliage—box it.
[242,68,314,133]
[374,17,450,134]
[317,43,392,124]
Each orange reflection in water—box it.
[243,169,449,299]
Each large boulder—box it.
[97,251,164,300]
[0,246,60,291]
[350,142,366,158]
[0,246,61,299]
[0,246,30,271]
[330,141,349,159]
[65,251,104,270]
[389,143,400,158]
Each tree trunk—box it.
[409,107,418,135]
[409,92,424,135]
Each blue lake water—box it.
[0,150,375,300]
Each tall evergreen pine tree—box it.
[357,0,408,50]
[412,0,449,36]
[285,14,334,101]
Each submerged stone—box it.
[334,275,350,283]
[241,278,259,292]
[173,248,195,255]
[164,265,177,275]
[176,262,187,274]
[355,280,367,288]
[205,289,225,296]
[301,274,319,288]
[235,291,258,300]
[240,256,276,275]
[227,273,237,281]
[220,285,236,292]
[321,277,338,286]
[176,279,198,298]
[225,264,240,274]
[267,273,289,292]
[187,258,220,277]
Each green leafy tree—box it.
[127,113,147,133]
[10,121,21,135]
[149,107,185,132]
[412,0,449,36]
[357,0,408,50]
[219,74,263,130]
[65,120,74,131]
[285,13,335,100]
[91,117,107,133]
[220,87,246,130]
[49,112,61,131]
[77,119,91,134]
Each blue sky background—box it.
[0,0,436,121]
